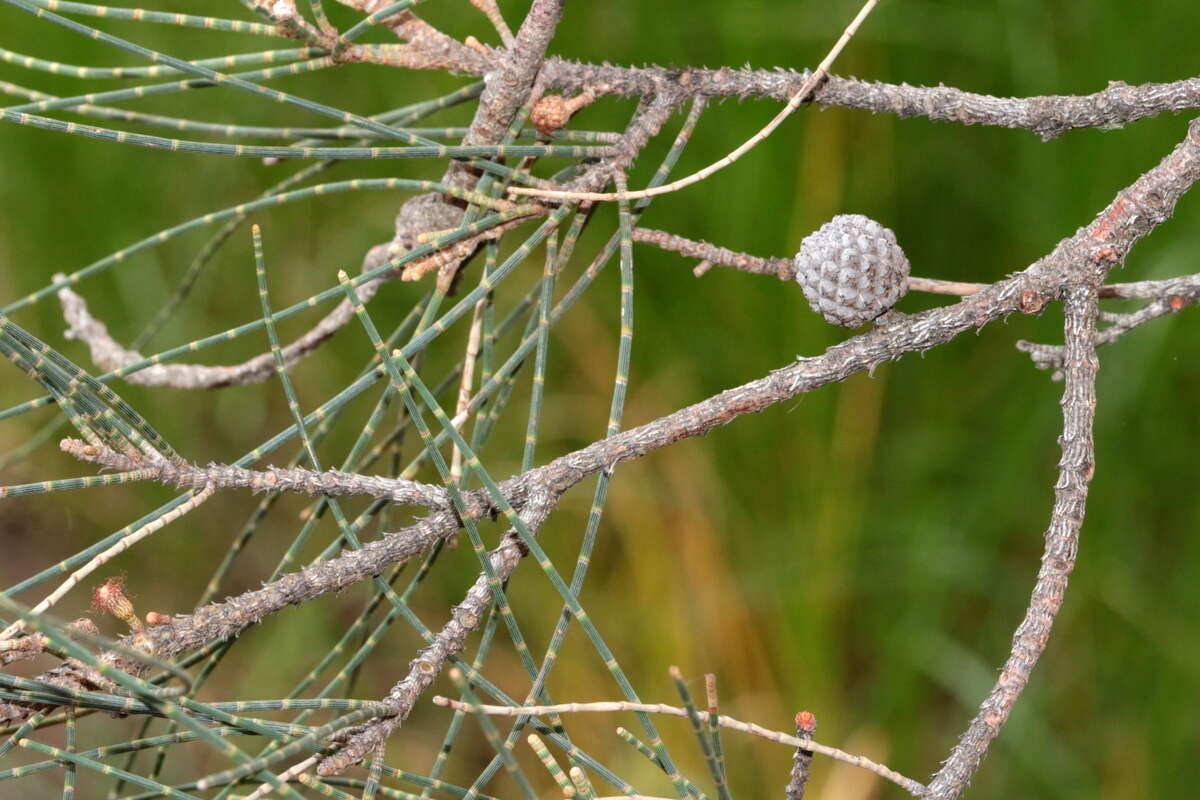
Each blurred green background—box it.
[2,1,1199,797]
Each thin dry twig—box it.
[59,439,451,508]
[635,227,1200,302]
[431,697,925,796]
[467,0,514,47]
[0,482,214,641]
[507,0,881,202]
[1017,273,1200,376]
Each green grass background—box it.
[1,1,1199,797]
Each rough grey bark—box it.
[926,284,1100,799]
[443,0,566,191]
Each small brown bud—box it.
[530,91,596,135]
[532,96,572,135]
[91,576,142,631]
[1168,294,1186,311]
[1018,289,1046,314]
[145,611,170,626]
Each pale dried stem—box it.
[0,482,214,641]
[507,0,880,202]
[468,0,514,47]
[241,755,319,800]
[431,698,926,796]
[450,298,486,484]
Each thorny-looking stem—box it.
[442,0,565,192]
[927,284,1101,799]
[1017,273,1200,376]
[507,0,881,202]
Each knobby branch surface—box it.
[928,284,1101,799]
[351,27,1200,141]
[443,0,565,191]
[1017,273,1200,376]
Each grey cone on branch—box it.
[794,214,911,327]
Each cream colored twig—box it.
[507,0,880,202]
[450,297,486,483]
[468,0,515,47]
[0,483,214,641]
[431,696,927,796]
[241,755,320,800]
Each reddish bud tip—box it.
[795,710,817,734]
[91,576,141,630]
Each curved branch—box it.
[55,268,384,390]
[927,283,1100,799]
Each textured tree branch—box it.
[350,21,1200,141]
[59,438,451,509]
[926,282,1100,800]
[442,0,565,191]
[314,484,557,776]
[1017,273,1200,376]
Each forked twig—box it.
[0,482,214,641]
[926,284,1101,798]
[507,0,880,202]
